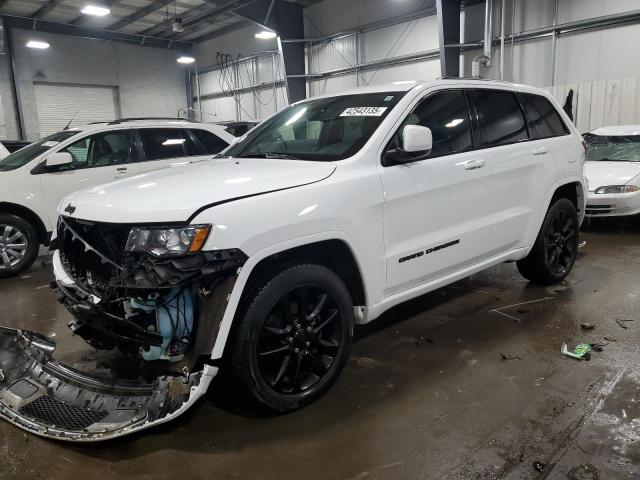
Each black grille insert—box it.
[19,395,108,431]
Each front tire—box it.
[229,263,354,412]
[517,198,579,285]
[0,213,39,279]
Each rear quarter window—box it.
[190,129,229,154]
[520,93,569,139]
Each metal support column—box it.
[436,0,461,77]
[236,0,306,103]
[3,20,25,140]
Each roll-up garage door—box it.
[34,83,120,137]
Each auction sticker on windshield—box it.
[341,107,388,117]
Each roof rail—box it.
[436,76,516,83]
[107,117,198,125]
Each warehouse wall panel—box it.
[2,28,187,141]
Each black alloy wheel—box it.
[230,263,354,411]
[516,198,579,285]
[256,285,343,394]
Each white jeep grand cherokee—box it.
[0,79,586,441]
[0,118,234,277]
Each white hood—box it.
[59,158,336,223]
[585,161,640,191]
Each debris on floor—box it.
[603,336,617,342]
[580,323,596,330]
[589,342,607,352]
[615,318,634,329]
[533,461,545,473]
[561,342,592,360]
[567,463,599,480]
[500,353,522,360]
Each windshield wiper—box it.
[236,152,301,160]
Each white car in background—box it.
[0,118,234,277]
[584,126,640,217]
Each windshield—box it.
[222,92,406,161]
[0,131,80,172]
[584,133,640,162]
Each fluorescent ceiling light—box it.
[255,30,277,39]
[177,56,195,64]
[81,5,111,16]
[26,40,50,49]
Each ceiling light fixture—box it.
[255,30,277,40]
[177,56,196,64]
[26,40,50,49]
[81,5,111,16]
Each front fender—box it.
[208,230,366,360]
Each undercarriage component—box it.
[133,287,195,362]
[52,215,247,359]
[0,327,217,441]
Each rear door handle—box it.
[532,147,549,156]
[461,159,486,170]
[115,167,128,177]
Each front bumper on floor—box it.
[0,326,217,442]
[586,191,640,217]
[0,253,218,442]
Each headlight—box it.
[125,225,211,257]
[594,185,640,194]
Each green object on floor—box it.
[561,342,592,360]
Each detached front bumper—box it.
[0,326,217,442]
[0,253,219,442]
[585,191,640,217]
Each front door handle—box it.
[461,159,486,170]
[115,167,128,177]
[532,147,549,156]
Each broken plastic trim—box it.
[0,327,217,442]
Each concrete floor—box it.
[0,218,639,480]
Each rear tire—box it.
[517,198,579,285]
[0,213,40,279]
[229,263,354,412]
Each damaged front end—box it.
[0,216,246,441]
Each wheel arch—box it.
[210,233,368,360]
[0,202,49,245]
[549,181,583,214]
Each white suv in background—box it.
[0,119,235,277]
[0,80,586,441]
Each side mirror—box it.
[45,152,73,168]
[402,125,432,153]
[383,125,433,166]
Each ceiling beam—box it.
[1,14,193,49]
[107,0,168,31]
[187,18,249,42]
[140,1,228,37]
[167,0,255,39]
[32,0,66,19]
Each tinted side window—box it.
[191,129,229,154]
[393,90,473,158]
[521,93,569,138]
[139,128,201,161]
[469,90,528,147]
[60,130,131,170]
